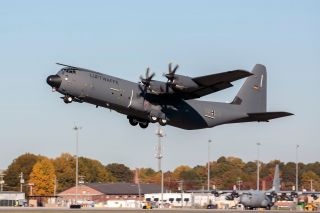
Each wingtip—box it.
[237,69,254,77]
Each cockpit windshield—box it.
[61,68,77,74]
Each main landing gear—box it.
[128,117,149,129]
[150,116,167,126]
[128,116,168,129]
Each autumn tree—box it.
[301,171,320,191]
[105,163,133,182]
[173,165,192,180]
[4,153,42,191]
[79,157,114,183]
[281,162,297,190]
[138,168,158,183]
[29,158,56,196]
[53,154,114,192]
[53,153,76,192]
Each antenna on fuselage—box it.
[56,63,78,69]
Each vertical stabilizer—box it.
[232,64,267,113]
[272,164,280,192]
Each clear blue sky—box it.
[0,0,319,171]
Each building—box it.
[58,183,163,207]
[0,191,25,207]
[144,192,233,208]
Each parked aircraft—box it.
[212,165,320,210]
[47,63,292,130]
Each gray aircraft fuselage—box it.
[239,190,272,209]
[46,64,292,130]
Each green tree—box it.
[105,163,133,182]
[281,162,297,190]
[4,153,41,191]
[29,158,56,196]
[180,169,202,190]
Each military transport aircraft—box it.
[46,63,292,129]
[211,165,320,210]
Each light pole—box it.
[73,126,82,204]
[256,142,261,190]
[309,179,313,192]
[19,172,24,192]
[155,126,164,208]
[237,177,243,190]
[207,139,212,191]
[207,139,212,205]
[296,144,299,192]
[0,172,4,192]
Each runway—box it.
[0,208,315,213]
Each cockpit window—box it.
[61,68,76,74]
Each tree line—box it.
[2,153,320,196]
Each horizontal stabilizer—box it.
[247,112,294,122]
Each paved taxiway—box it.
[0,208,315,213]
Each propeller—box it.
[164,63,179,83]
[140,67,155,93]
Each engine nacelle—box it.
[171,74,199,92]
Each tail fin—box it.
[232,64,267,113]
[272,164,280,192]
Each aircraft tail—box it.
[272,164,280,192]
[231,64,267,113]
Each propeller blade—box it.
[165,63,179,82]
[139,67,155,92]
[172,64,179,74]
[146,67,150,79]
[149,72,155,80]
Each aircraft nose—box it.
[47,75,62,89]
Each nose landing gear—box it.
[63,95,73,104]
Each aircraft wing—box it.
[188,70,252,98]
